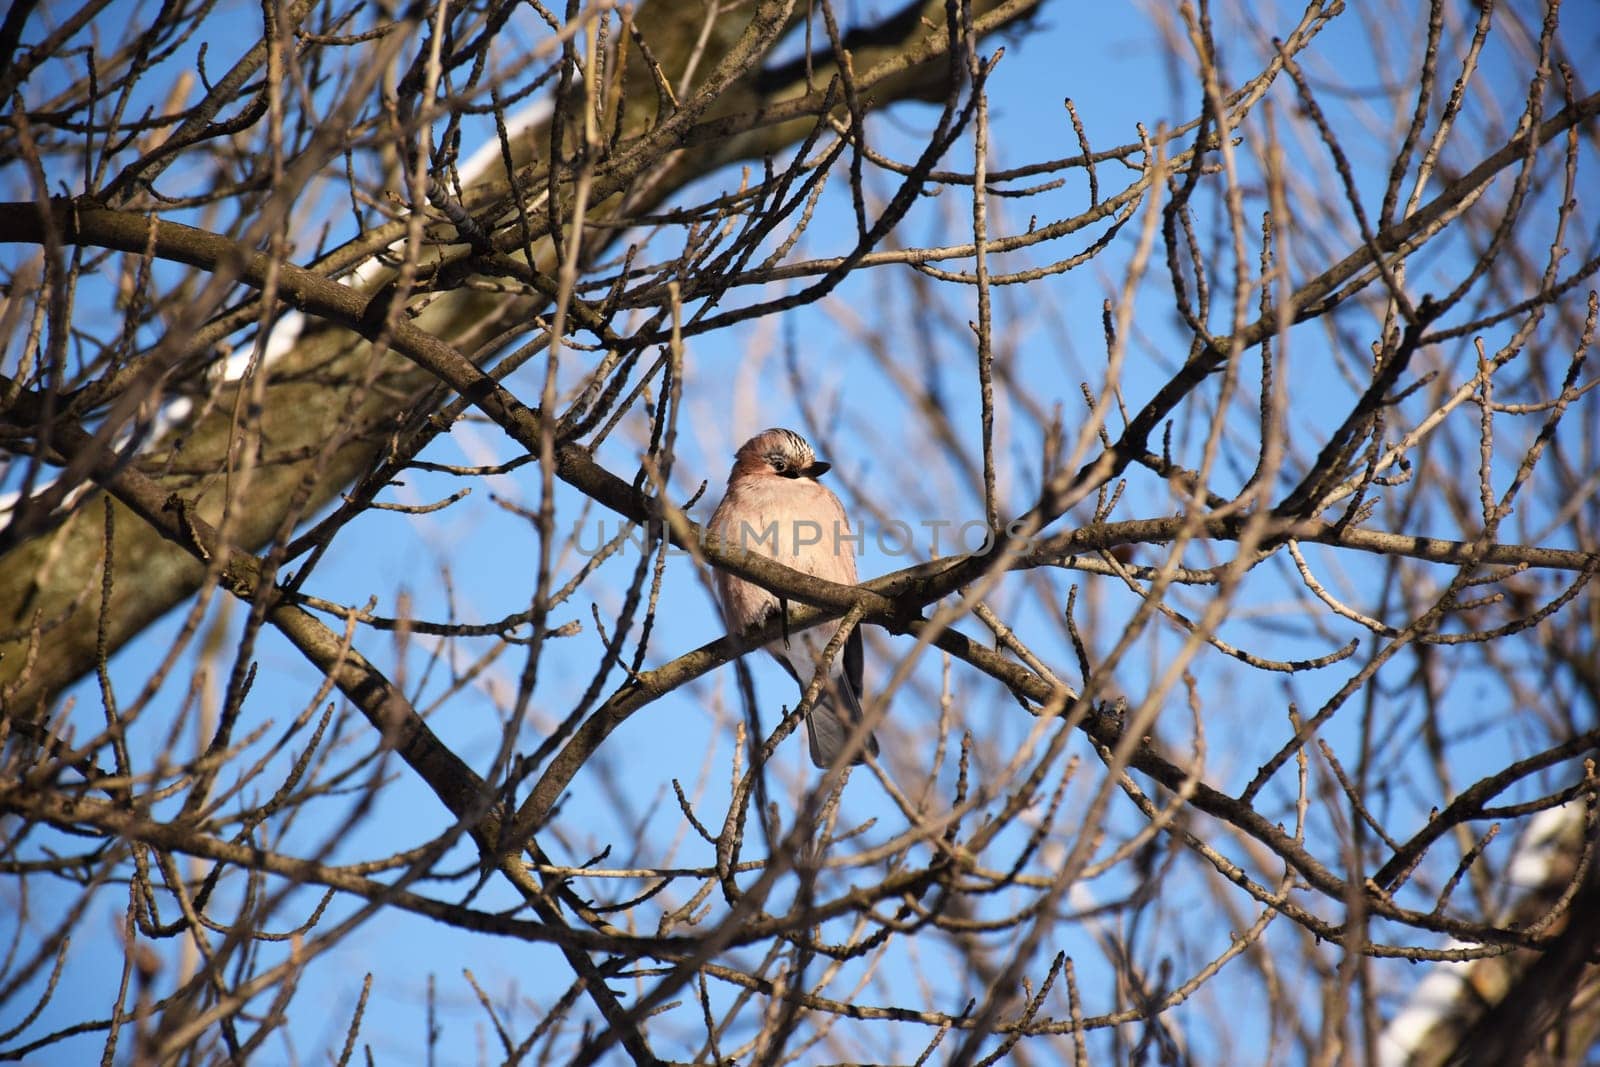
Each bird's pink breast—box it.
[708,474,857,657]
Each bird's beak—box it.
[805,460,831,478]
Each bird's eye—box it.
[769,455,787,472]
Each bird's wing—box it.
[844,625,863,697]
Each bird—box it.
[708,427,879,768]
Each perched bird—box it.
[708,428,879,767]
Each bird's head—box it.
[730,427,831,481]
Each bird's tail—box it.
[806,676,879,768]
